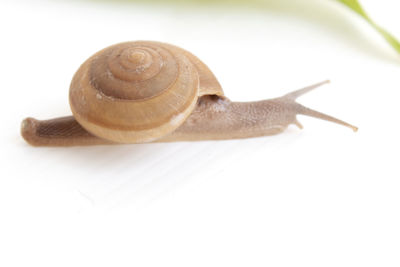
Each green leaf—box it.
[92,0,400,56]
[337,0,400,54]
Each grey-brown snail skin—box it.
[21,41,357,147]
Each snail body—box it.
[21,41,357,147]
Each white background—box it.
[1,0,399,266]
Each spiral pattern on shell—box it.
[69,41,202,143]
[91,43,186,100]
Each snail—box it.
[21,41,357,147]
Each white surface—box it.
[1,0,399,266]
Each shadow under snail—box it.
[21,41,357,147]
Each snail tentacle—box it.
[277,80,358,132]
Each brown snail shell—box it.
[70,41,223,143]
